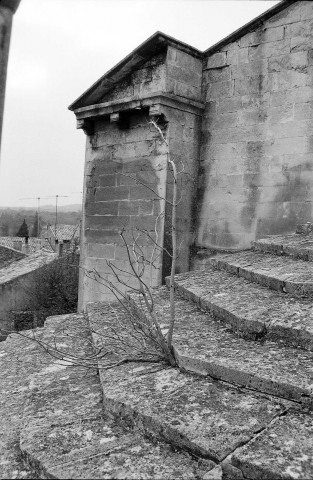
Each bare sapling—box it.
[3,117,183,372]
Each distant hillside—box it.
[0,207,82,237]
[0,204,82,213]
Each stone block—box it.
[174,49,203,74]
[206,52,227,69]
[301,1,313,20]
[291,35,313,53]
[249,40,290,60]
[294,102,313,121]
[167,64,202,87]
[239,109,268,126]
[267,137,307,156]
[85,230,122,244]
[267,2,301,27]
[85,215,131,231]
[270,86,313,107]
[99,174,116,187]
[129,185,159,201]
[216,97,242,114]
[95,186,130,202]
[206,80,234,100]
[285,18,313,38]
[173,80,202,101]
[118,200,140,216]
[240,30,262,48]
[234,76,264,96]
[136,170,159,184]
[232,412,313,480]
[207,112,240,130]
[268,120,310,140]
[270,70,309,91]
[87,243,116,259]
[227,47,249,65]
[85,201,118,216]
[113,140,156,160]
[204,67,231,83]
[268,103,294,125]
[132,66,153,84]
[118,199,154,217]
[262,26,284,43]
[130,215,159,232]
[268,51,308,73]
[230,60,268,80]
[91,158,122,176]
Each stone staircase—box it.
[1,231,313,479]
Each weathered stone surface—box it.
[209,250,313,297]
[127,287,313,407]
[24,417,213,480]
[18,313,216,479]
[99,363,287,462]
[86,305,288,463]
[0,314,82,479]
[0,245,25,269]
[170,268,313,351]
[0,250,57,285]
[252,234,313,261]
[232,410,313,479]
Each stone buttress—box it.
[69,33,204,307]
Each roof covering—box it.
[0,236,54,254]
[43,224,80,242]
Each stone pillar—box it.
[0,0,21,152]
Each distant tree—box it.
[31,212,41,237]
[16,219,29,239]
[1,222,9,236]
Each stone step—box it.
[87,303,290,463]
[87,302,313,478]
[19,313,213,479]
[252,234,313,261]
[168,267,313,351]
[209,250,313,297]
[126,287,313,408]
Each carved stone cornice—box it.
[74,92,204,133]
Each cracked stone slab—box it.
[20,313,215,479]
[231,410,313,479]
[209,250,313,297]
[171,268,313,351]
[252,234,313,261]
[0,313,87,479]
[94,350,288,461]
[22,414,214,480]
[127,288,313,407]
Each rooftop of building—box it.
[69,0,294,111]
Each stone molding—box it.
[74,92,205,133]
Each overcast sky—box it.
[0,0,279,208]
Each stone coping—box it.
[127,287,313,408]
[1,313,217,479]
[1,300,312,479]
[86,301,313,478]
[209,250,313,297]
[0,251,57,286]
[170,268,313,351]
[252,234,313,261]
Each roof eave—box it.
[69,31,202,111]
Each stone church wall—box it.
[197,1,313,250]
